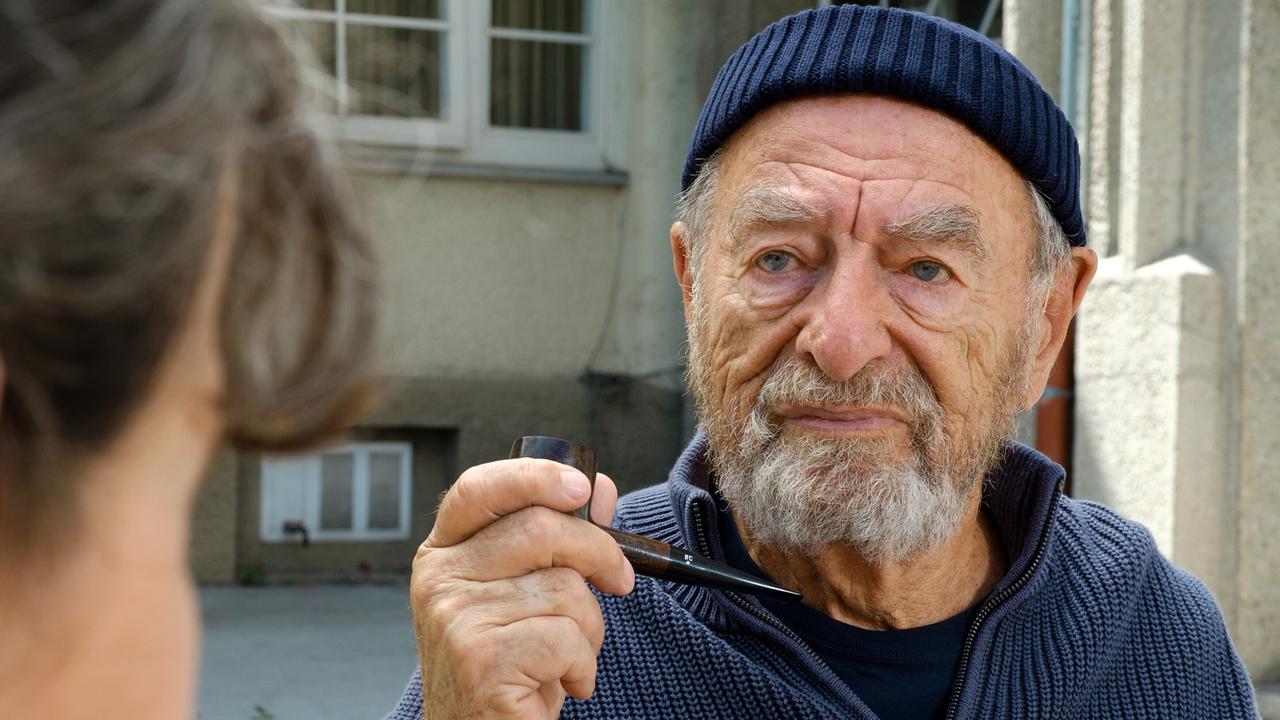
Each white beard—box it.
[707,359,982,565]
[687,297,1034,566]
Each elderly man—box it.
[388,5,1256,720]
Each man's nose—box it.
[793,258,893,382]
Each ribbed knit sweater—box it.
[386,436,1258,719]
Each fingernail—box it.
[562,471,590,501]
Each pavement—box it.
[1260,686,1280,720]
[198,584,418,720]
[196,584,1280,720]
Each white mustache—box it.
[754,358,944,435]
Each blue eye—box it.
[758,251,793,273]
[910,261,948,283]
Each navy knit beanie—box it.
[682,4,1085,246]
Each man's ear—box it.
[1022,246,1098,411]
[671,221,695,323]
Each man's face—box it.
[681,95,1046,563]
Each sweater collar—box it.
[663,431,1066,602]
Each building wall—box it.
[185,0,1280,703]
[356,174,626,379]
[354,169,691,494]
[190,450,239,583]
[1237,0,1280,689]
[191,0,813,583]
[234,428,454,580]
[1072,0,1280,690]
[1003,0,1063,95]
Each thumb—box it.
[588,473,620,526]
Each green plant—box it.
[235,563,267,587]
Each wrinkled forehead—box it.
[710,95,1035,259]
[723,95,1019,188]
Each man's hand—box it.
[411,458,635,720]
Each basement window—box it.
[260,442,413,542]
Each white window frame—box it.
[260,441,414,543]
[461,0,607,170]
[267,0,468,148]
[265,0,608,170]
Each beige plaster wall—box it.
[345,0,817,386]
[354,174,625,380]
[190,0,810,586]
[588,0,812,385]
[190,449,238,583]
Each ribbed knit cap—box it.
[682,4,1086,246]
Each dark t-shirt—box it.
[717,502,975,720]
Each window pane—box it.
[347,0,443,18]
[319,454,354,531]
[347,24,443,118]
[278,20,339,114]
[368,452,403,530]
[492,0,584,33]
[267,0,335,9]
[490,40,583,130]
[287,20,337,76]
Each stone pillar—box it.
[1074,256,1228,583]
[1086,0,1121,256]
[190,449,239,583]
[1115,0,1189,269]
[1236,0,1280,685]
[1003,0,1063,99]
[1073,0,1280,695]
[1075,0,1229,596]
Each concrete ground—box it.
[1260,686,1280,720]
[198,584,418,720]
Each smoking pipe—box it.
[509,436,802,603]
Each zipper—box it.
[941,485,1063,720]
[689,504,861,714]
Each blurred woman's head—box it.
[0,0,377,562]
[0,4,378,712]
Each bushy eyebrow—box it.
[725,187,818,255]
[881,203,988,262]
